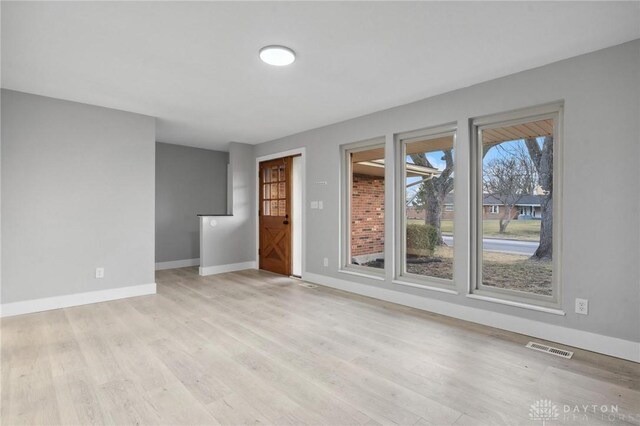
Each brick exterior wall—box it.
[351,174,384,257]
[482,205,520,220]
[406,206,455,221]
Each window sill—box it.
[392,279,458,295]
[466,293,565,316]
[338,268,385,281]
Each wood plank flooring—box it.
[2,268,639,425]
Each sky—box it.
[482,137,545,164]
[404,136,547,204]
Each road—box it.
[442,235,537,256]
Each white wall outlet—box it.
[323,258,329,267]
[95,267,105,279]
[318,201,324,210]
[575,298,588,315]
[310,201,318,209]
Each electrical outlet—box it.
[318,201,324,210]
[575,298,588,315]
[95,267,105,279]
[323,258,329,267]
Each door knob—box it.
[283,214,289,225]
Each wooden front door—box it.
[259,157,292,276]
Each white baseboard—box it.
[199,261,257,276]
[0,283,157,318]
[303,272,640,363]
[156,258,200,270]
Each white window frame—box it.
[394,123,457,289]
[490,205,499,214]
[470,103,563,309]
[340,137,386,278]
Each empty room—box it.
[1,1,639,425]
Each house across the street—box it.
[407,194,543,221]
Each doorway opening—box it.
[258,154,302,277]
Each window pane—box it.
[349,146,385,269]
[404,133,455,280]
[263,168,273,183]
[480,118,553,296]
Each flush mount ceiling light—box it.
[259,45,296,66]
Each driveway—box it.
[442,235,537,256]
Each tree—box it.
[409,150,453,245]
[524,136,553,260]
[483,150,536,234]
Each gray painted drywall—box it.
[156,142,228,263]
[1,90,156,303]
[200,142,256,268]
[254,40,640,342]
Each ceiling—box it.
[2,2,639,151]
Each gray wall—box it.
[200,142,256,268]
[255,40,640,343]
[156,142,228,263]
[1,90,156,303]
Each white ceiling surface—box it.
[2,2,639,151]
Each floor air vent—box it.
[526,342,573,359]
[298,282,318,289]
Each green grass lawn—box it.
[408,219,541,241]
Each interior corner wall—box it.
[199,142,256,270]
[254,40,640,351]
[155,142,228,264]
[1,89,156,305]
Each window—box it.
[342,139,386,273]
[471,105,561,306]
[397,125,456,285]
[261,162,287,216]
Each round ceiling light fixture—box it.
[259,45,296,66]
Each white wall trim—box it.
[199,261,257,276]
[155,258,200,270]
[0,283,157,318]
[303,272,640,363]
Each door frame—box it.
[255,148,306,278]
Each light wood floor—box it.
[2,268,639,425]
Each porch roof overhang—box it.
[353,159,441,178]
[482,119,553,145]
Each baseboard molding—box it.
[155,258,200,270]
[0,283,157,318]
[303,272,640,363]
[199,261,257,276]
